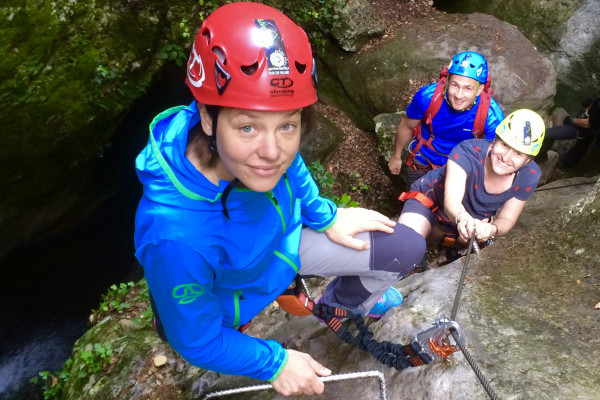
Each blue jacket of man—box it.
[406,82,505,166]
[134,101,337,381]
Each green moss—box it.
[0,0,209,214]
[466,185,600,392]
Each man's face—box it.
[446,74,484,111]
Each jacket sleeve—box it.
[288,153,337,232]
[136,240,288,381]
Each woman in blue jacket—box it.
[134,3,425,396]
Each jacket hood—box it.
[136,101,258,211]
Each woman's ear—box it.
[198,104,213,136]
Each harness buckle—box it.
[411,316,462,362]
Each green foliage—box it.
[159,44,187,67]
[351,172,370,191]
[93,282,134,317]
[33,341,115,399]
[308,160,358,207]
[30,361,70,400]
[93,64,119,85]
[33,280,153,398]
[131,282,154,329]
[198,0,226,21]
[131,307,155,329]
[264,0,344,53]
[79,343,114,375]
[334,193,358,208]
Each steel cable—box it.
[201,370,388,400]
[450,233,500,399]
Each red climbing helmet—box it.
[185,2,318,111]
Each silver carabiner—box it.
[411,316,463,362]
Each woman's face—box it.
[489,138,531,175]
[446,74,484,111]
[202,107,302,192]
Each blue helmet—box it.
[447,51,488,84]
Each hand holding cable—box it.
[455,212,496,242]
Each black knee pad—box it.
[370,223,426,278]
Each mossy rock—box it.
[0,0,204,257]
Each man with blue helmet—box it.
[389,51,505,188]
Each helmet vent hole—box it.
[295,61,306,74]
[241,62,258,76]
[212,47,226,65]
[201,29,210,45]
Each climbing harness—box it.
[201,370,388,400]
[405,65,493,170]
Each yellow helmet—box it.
[495,109,545,156]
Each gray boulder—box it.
[435,0,600,115]
[330,0,385,52]
[300,113,345,166]
[318,11,556,131]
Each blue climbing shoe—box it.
[367,287,403,319]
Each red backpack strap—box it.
[406,66,449,168]
[423,66,448,126]
[472,75,493,139]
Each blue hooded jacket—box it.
[134,101,337,381]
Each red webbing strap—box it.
[472,75,493,139]
[406,67,448,169]
[276,281,315,316]
[423,66,448,126]
[398,191,438,212]
[442,235,456,248]
[238,321,252,333]
[405,124,423,168]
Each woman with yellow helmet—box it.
[397,109,545,264]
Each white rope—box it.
[201,370,388,400]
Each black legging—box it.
[542,124,598,167]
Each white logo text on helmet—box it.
[187,46,205,88]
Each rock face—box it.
[299,113,345,166]
[435,0,600,115]
[0,1,202,259]
[51,175,600,399]
[330,0,385,52]
[318,11,556,131]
